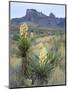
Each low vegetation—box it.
[9,23,65,88]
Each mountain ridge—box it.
[11,9,65,28]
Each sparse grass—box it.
[10,28,65,88]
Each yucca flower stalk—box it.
[39,45,48,66]
[20,23,28,37]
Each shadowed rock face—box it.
[25,9,38,21]
[49,13,55,18]
[25,9,47,21]
[11,9,65,28]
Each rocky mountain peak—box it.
[49,13,55,18]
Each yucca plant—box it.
[17,23,32,78]
[29,43,60,85]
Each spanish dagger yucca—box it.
[18,23,30,57]
[18,23,31,78]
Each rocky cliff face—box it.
[11,9,65,28]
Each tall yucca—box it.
[18,23,31,78]
[18,23,30,57]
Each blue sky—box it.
[10,2,65,19]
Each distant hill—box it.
[11,9,65,29]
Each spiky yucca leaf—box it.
[18,37,31,57]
